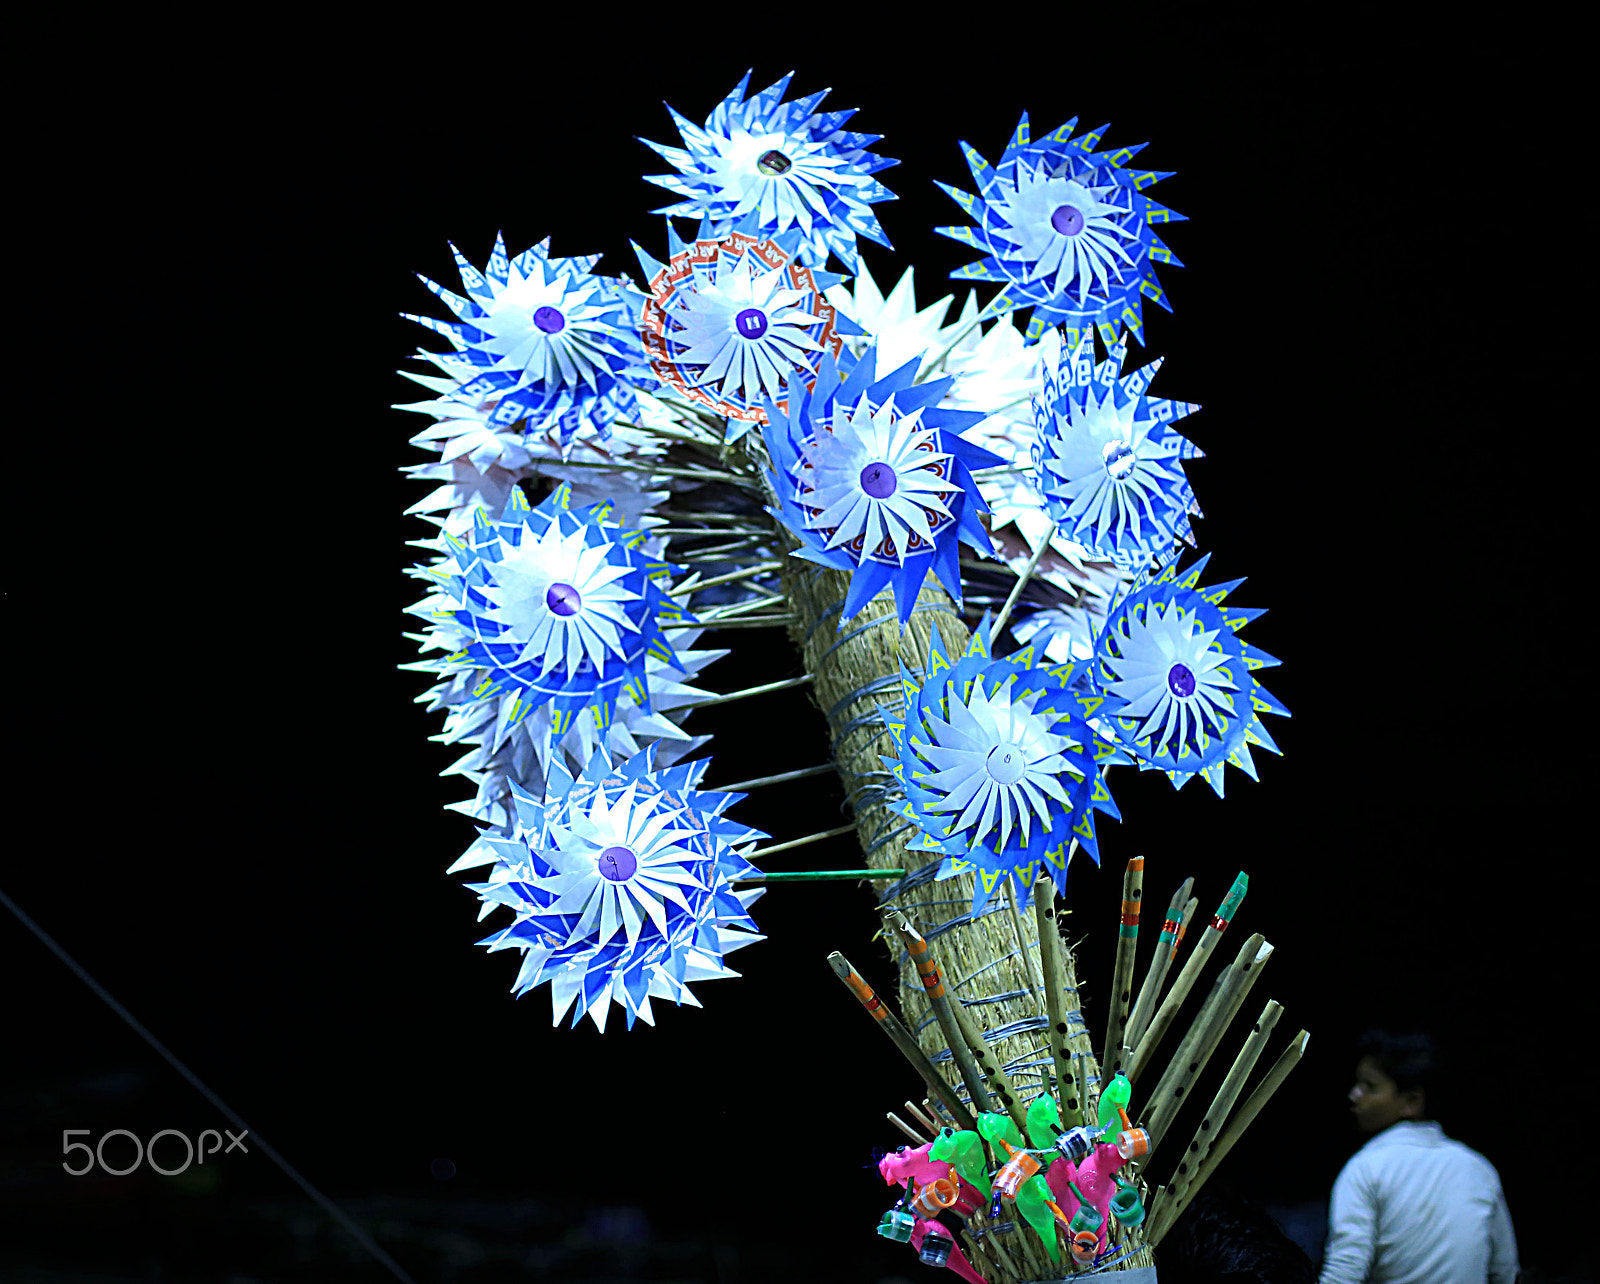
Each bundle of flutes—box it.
[836,856,1306,1280]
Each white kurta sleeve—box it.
[1485,1176,1520,1284]
[1319,1154,1378,1284]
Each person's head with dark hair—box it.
[1349,1027,1437,1135]
[1155,1182,1315,1283]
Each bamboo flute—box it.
[1033,874,1093,1125]
[1129,872,1249,1086]
[826,951,977,1130]
[1125,875,1194,1055]
[883,910,993,1119]
[1146,1028,1310,1248]
[1145,999,1283,1244]
[940,964,1032,1137]
[1139,933,1273,1161]
[1101,855,1145,1078]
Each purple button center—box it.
[1167,663,1196,698]
[735,308,768,339]
[533,306,566,334]
[757,149,792,176]
[598,845,637,881]
[1050,205,1085,236]
[545,582,582,617]
[859,462,897,499]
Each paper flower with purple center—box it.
[761,345,1005,628]
[402,233,649,448]
[1031,328,1203,571]
[633,213,859,436]
[1092,554,1287,796]
[936,114,1183,346]
[454,747,766,1031]
[882,618,1122,916]
[409,482,696,745]
[640,68,898,272]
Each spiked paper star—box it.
[1092,554,1287,795]
[1032,328,1203,571]
[936,114,1183,346]
[762,345,1006,628]
[640,69,898,272]
[405,482,696,746]
[402,234,650,448]
[633,213,860,437]
[882,618,1122,915]
[452,747,766,1031]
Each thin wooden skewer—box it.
[1033,871,1090,1125]
[1146,999,1284,1243]
[1145,1028,1310,1248]
[882,911,992,1120]
[1125,875,1194,1055]
[991,520,1057,637]
[746,823,858,860]
[904,1100,940,1135]
[1101,855,1145,1078]
[667,561,785,596]
[888,1112,928,1145]
[1129,872,1249,1086]
[826,952,976,1131]
[693,674,814,706]
[1140,934,1274,1161]
[715,763,835,793]
[734,869,906,883]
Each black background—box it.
[5,16,1581,1284]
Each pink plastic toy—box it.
[912,1217,987,1284]
[878,1142,953,1188]
[1045,1142,1128,1255]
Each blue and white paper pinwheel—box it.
[1031,327,1203,571]
[407,482,696,747]
[402,233,649,449]
[883,618,1123,916]
[640,69,898,273]
[634,213,859,435]
[1092,554,1287,796]
[936,115,1183,346]
[761,345,1005,628]
[453,747,766,1031]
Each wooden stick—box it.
[1146,1028,1310,1248]
[904,1100,940,1135]
[826,952,976,1130]
[1129,872,1249,1086]
[715,763,834,793]
[992,520,1057,637]
[1145,999,1283,1244]
[1033,873,1085,1123]
[745,823,857,859]
[1140,934,1273,1162]
[734,869,906,883]
[1125,875,1194,1054]
[887,1112,927,1145]
[1101,855,1145,1078]
[882,911,993,1120]
[692,673,813,706]
[1001,875,1042,1008]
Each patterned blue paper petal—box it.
[465,745,766,1031]
[1031,328,1203,572]
[407,482,698,749]
[936,115,1182,347]
[760,346,1006,631]
[882,619,1121,916]
[640,70,898,273]
[401,235,653,449]
[1091,555,1287,796]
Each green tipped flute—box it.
[1129,871,1248,1085]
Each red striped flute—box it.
[826,951,976,1131]
[1101,856,1145,1078]
[1124,876,1194,1054]
[1128,872,1248,1086]
[883,908,993,1124]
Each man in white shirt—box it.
[1319,1030,1519,1284]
